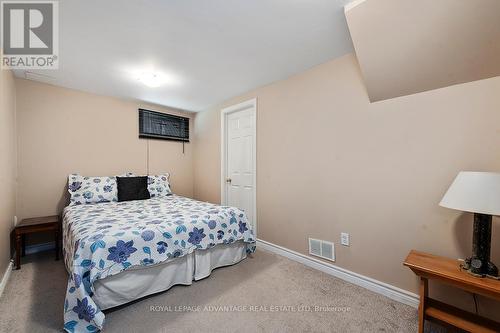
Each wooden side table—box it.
[404,250,500,333]
[13,215,61,270]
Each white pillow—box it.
[147,174,172,197]
[68,174,118,205]
[118,172,136,177]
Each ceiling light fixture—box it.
[137,71,168,88]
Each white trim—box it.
[257,239,419,308]
[220,98,257,236]
[0,261,13,298]
[25,241,56,255]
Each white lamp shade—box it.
[440,172,500,216]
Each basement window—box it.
[138,109,189,142]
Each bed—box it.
[62,194,256,333]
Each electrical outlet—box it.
[341,232,350,246]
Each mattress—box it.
[62,195,255,333]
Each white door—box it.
[222,99,256,231]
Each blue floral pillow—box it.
[147,174,172,198]
[118,172,136,177]
[68,174,118,205]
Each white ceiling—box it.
[16,0,354,111]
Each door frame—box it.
[220,98,257,235]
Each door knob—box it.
[226,178,232,183]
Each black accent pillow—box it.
[116,176,150,202]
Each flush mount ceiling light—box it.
[123,65,181,89]
[137,71,168,88]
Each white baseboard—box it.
[0,261,13,298]
[25,241,55,255]
[256,239,419,308]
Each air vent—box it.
[309,238,321,257]
[309,238,335,262]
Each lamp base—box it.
[462,213,499,280]
[462,258,499,279]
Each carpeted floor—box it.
[0,249,420,332]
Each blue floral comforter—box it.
[62,195,255,333]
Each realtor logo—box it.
[1,1,58,69]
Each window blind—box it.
[139,109,189,142]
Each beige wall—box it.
[0,67,17,275]
[194,54,500,318]
[7,53,500,318]
[16,79,194,222]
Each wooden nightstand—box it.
[404,250,500,333]
[13,215,61,270]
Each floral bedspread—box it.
[62,195,255,333]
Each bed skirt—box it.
[92,241,247,310]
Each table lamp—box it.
[439,171,500,279]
